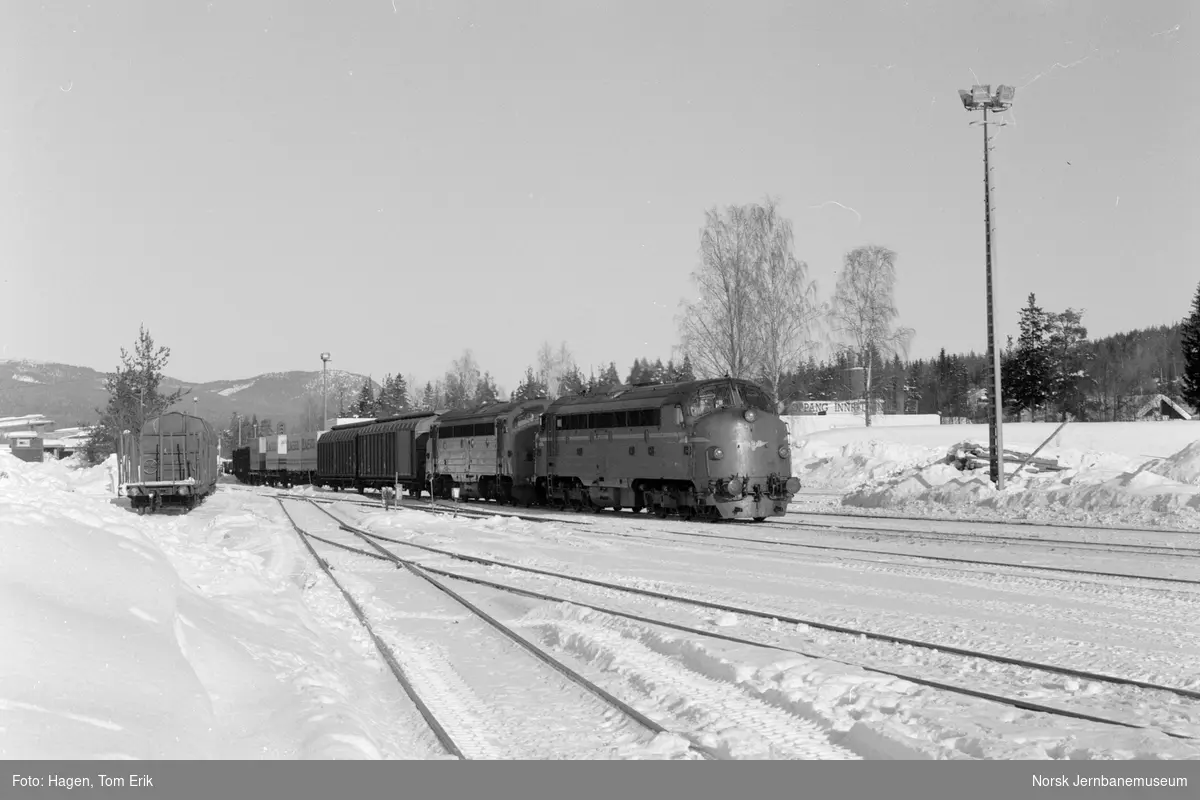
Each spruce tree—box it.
[1181,280,1200,408]
[84,326,185,463]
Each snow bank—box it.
[0,453,430,759]
[790,422,1200,529]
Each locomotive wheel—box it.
[753,516,767,522]
[631,505,643,514]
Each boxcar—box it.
[315,413,439,494]
[429,399,548,504]
[231,446,250,483]
[124,411,219,513]
[355,412,438,491]
[536,379,799,521]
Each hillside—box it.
[0,359,378,430]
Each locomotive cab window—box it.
[687,384,734,418]
[739,383,775,414]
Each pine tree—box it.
[599,362,622,387]
[1001,293,1052,418]
[1181,281,1200,409]
[351,378,375,417]
[474,372,500,405]
[512,366,547,401]
[559,364,586,396]
[1046,308,1092,420]
[84,327,187,463]
[676,354,696,382]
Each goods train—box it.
[230,378,800,521]
[122,412,220,513]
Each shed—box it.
[8,432,45,463]
[1135,394,1193,421]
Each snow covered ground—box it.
[3,427,1200,760]
[790,421,1200,531]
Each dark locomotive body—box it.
[124,412,219,513]
[536,379,798,521]
[428,399,548,504]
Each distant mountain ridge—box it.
[0,359,378,429]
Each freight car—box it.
[534,378,799,521]
[124,411,219,513]
[428,398,549,504]
[230,431,320,487]
[316,411,438,494]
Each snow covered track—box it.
[277,499,734,760]
[298,500,866,760]
[291,507,1200,744]
[604,524,1200,588]
[313,508,1200,739]
[275,500,468,759]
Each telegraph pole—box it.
[958,83,1015,490]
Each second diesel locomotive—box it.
[231,378,800,521]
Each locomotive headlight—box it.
[785,477,801,494]
[778,444,790,459]
[743,409,757,423]
[707,446,724,460]
[726,477,743,497]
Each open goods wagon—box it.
[124,412,219,513]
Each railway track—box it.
[277,498,864,760]
[765,517,1200,559]
[606,524,1200,588]
[305,499,1200,742]
[785,506,1200,536]
[263,487,1200,586]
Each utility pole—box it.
[958,83,1015,490]
[321,352,331,431]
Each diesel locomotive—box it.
[230,378,800,521]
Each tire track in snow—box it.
[526,618,861,760]
[376,635,508,760]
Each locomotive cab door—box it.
[496,418,508,477]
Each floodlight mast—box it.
[959,84,1015,490]
[321,353,332,432]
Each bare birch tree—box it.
[747,200,824,411]
[829,245,914,426]
[677,204,763,380]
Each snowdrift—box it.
[791,422,1200,529]
[0,452,426,759]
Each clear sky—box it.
[3,0,1195,392]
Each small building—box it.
[7,431,45,463]
[1135,394,1193,421]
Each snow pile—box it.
[790,423,1200,529]
[0,454,432,759]
[1144,440,1200,485]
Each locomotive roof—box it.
[435,398,548,424]
[140,411,213,436]
[546,379,744,413]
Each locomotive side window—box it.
[593,412,614,428]
[613,411,627,427]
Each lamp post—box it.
[321,353,332,431]
[958,83,1015,490]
